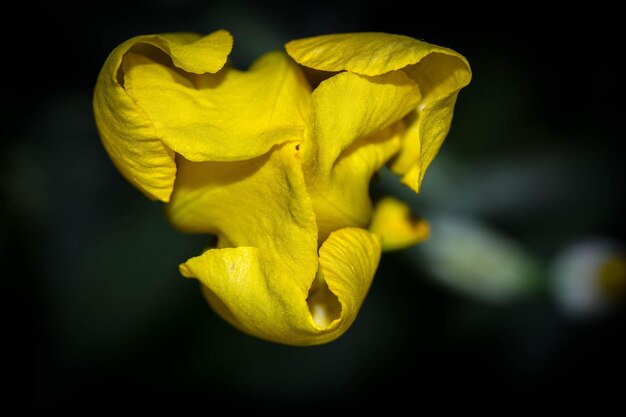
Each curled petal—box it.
[317,228,381,339]
[303,70,419,239]
[93,30,233,202]
[123,51,311,162]
[311,124,404,242]
[286,32,471,194]
[306,70,419,176]
[286,32,452,76]
[369,197,430,251]
[390,54,471,192]
[180,228,381,345]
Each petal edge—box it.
[93,30,233,202]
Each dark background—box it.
[4,0,624,406]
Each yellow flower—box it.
[93,30,471,345]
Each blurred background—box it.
[4,0,624,406]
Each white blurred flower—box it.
[550,239,626,318]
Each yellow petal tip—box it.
[370,197,430,251]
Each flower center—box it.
[307,269,341,329]
[597,255,626,302]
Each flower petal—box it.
[180,227,381,345]
[147,31,233,74]
[390,54,471,192]
[286,32,471,194]
[305,70,419,176]
[166,144,317,260]
[123,51,311,163]
[312,124,404,242]
[317,228,381,340]
[93,30,233,202]
[171,143,381,345]
[301,70,418,239]
[286,32,463,76]
[170,143,317,343]
[369,197,430,251]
